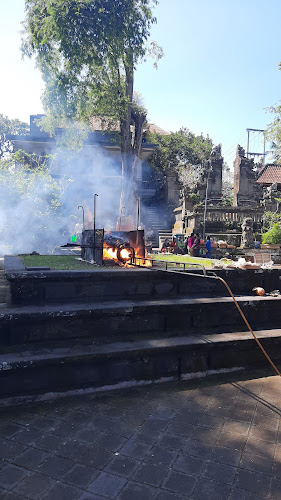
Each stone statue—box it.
[241,217,254,248]
[211,144,222,158]
[236,144,245,157]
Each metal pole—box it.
[137,198,140,230]
[78,206,85,229]
[94,194,98,261]
[246,129,249,158]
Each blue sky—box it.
[1,0,281,166]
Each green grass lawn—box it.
[20,255,99,270]
[149,253,218,269]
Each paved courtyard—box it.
[0,370,280,499]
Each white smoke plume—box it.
[0,145,134,256]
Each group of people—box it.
[161,233,212,258]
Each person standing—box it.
[187,233,194,256]
[205,235,212,258]
[193,233,201,257]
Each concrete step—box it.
[0,328,280,401]
[0,294,280,347]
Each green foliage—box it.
[147,128,213,174]
[262,223,281,244]
[262,211,281,231]
[22,0,162,164]
[0,114,29,158]
[266,103,281,161]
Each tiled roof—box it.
[89,117,169,135]
[144,123,169,135]
[256,164,281,185]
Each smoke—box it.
[0,144,137,256]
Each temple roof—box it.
[89,117,169,135]
[256,164,281,185]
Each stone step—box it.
[0,328,280,401]
[0,294,280,347]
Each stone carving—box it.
[237,144,245,157]
[241,217,254,248]
[211,144,222,158]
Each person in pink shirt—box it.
[187,233,194,256]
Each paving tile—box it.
[0,439,27,460]
[13,447,49,469]
[167,421,195,438]
[222,420,250,436]
[13,472,55,499]
[56,439,88,460]
[252,413,279,430]
[133,463,168,487]
[197,414,225,430]
[248,425,278,443]
[229,487,267,499]
[31,417,60,432]
[158,433,186,451]
[94,433,127,452]
[269,477,281,499]
[105,455,140,478]
[189,426,221,445]
[134,428,163,444]
[3,492,28,500]
[209,446,242,466]
[145,446,178,467]
[87,472,126,499]
[78,493,107,500]
[244,438,276,458]
[216,430,247,451]
[162,470,196,496]
[12,427,43,446]
[119,439,152,460]
[154,491,185,500]
[191,477,232,500]
[183,438,212,459]
[202,461,237,484]
[37,455,75,480]
[0,422,24,439]
[64,464,99,488]
[0,464,28,490]
[41,481,82,499]
[79,447,113,469]
[235,468,271,496]
[34,434,65,452]
[74,428,100,445]
[172,453,205,476]
[151,406,177,419]
[118,480,156,500]
[239,451,273,474]
[52,420,82,438]
[142,417,170,431]
[172,410,202,426]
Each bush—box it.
[262,223,281,244]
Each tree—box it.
[0,114,29,158]
[147,128,213,198]
[221,163,233,206]
[22,0,162,215]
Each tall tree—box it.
[147,128,213,182]
[22,0,162,215]
[0,114,29,158]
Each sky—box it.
[1,0,281,166]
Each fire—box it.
[104,247,118,260]
[120,248,132,260]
